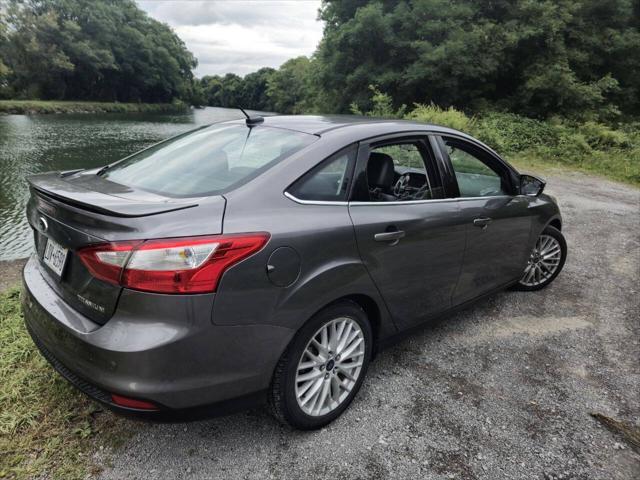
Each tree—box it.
[266,56,314,114]
[1,0,197,102]
[316,0,640,118]
[240,67,275,111]
[0,14,11,97]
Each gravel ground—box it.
[8,171,640,479]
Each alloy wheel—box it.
[520,234,562,287]
[295,317,365,417]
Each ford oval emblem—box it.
[38,216,48,232]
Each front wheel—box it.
[269,301,372,430]
[514,225,567,291]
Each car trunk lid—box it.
[26,170,226,324]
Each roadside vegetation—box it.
[352,87,640,186]
[0,289,133,479]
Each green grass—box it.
[0,288,134,479]
[0,99,188,115]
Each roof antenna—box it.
[238,107,264,127]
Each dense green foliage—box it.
[198,0,639,121]
[317,0,640,119]
[0,0,197,103]
[353,86,639,185]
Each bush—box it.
[576,122,632,149]
[350,85,406,118]
[406,103,475,132]
[342,86,640,186]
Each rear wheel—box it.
[269,301,372,430]
[514,225,567,291]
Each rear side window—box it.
[101,124,316,198]
[287,146,356,202]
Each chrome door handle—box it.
[374,230,405,244]
[473,217,492,229]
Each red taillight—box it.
[78,233,269,294]
[111,394,159,410]
[77,241,140,285]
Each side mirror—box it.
[520,174,545,197]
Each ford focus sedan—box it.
[22,114,567,429]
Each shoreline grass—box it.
[0,288,134,479]
[0,99,189,115]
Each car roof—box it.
[220,114,462,136]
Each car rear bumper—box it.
[21,255,294,414]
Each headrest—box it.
[367,152,395,188]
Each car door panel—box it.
[453,196,532,304]
[347,135,467,331]
[349,201,466,330]
[434,135,534,304]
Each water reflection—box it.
[0,107,246,260]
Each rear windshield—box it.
[100,124,317,197]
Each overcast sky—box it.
[137,1,324,78]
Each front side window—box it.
[445,139,507,197]
[365,141,440,202]
[287,146,355,201]
[101,124,316,198]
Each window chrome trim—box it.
[284,191,515,207]
[284,191,348,206]
[348,195,513,206]
[456,195,513,202]
[349,198,456,206]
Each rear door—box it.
[348,134,466,331]
[435,136,532,304]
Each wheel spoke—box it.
[329,322,338,352]
[300,378,324,407]
[330,375,341,401]
[315,380,331,415]
[340,349,364,363]
[337,322,353,352]
[298,360,318,370]
[310,338,327,357]
[304,348,324,364]
[340,337,363,361]
[297,379,314,396]
[297,368,323,382]
[337,367,357,382]
[320,326,329,351]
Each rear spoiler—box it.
[27,172,198,218]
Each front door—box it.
[436,136,533,304]
[348,136,467,331]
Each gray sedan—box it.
[22,114,567,429]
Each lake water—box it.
[0,107,248,260]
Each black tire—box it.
[268,300,372,430]
[512,225,567,291]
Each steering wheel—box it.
[393,173,411,197]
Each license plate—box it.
[43,237,68,277]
